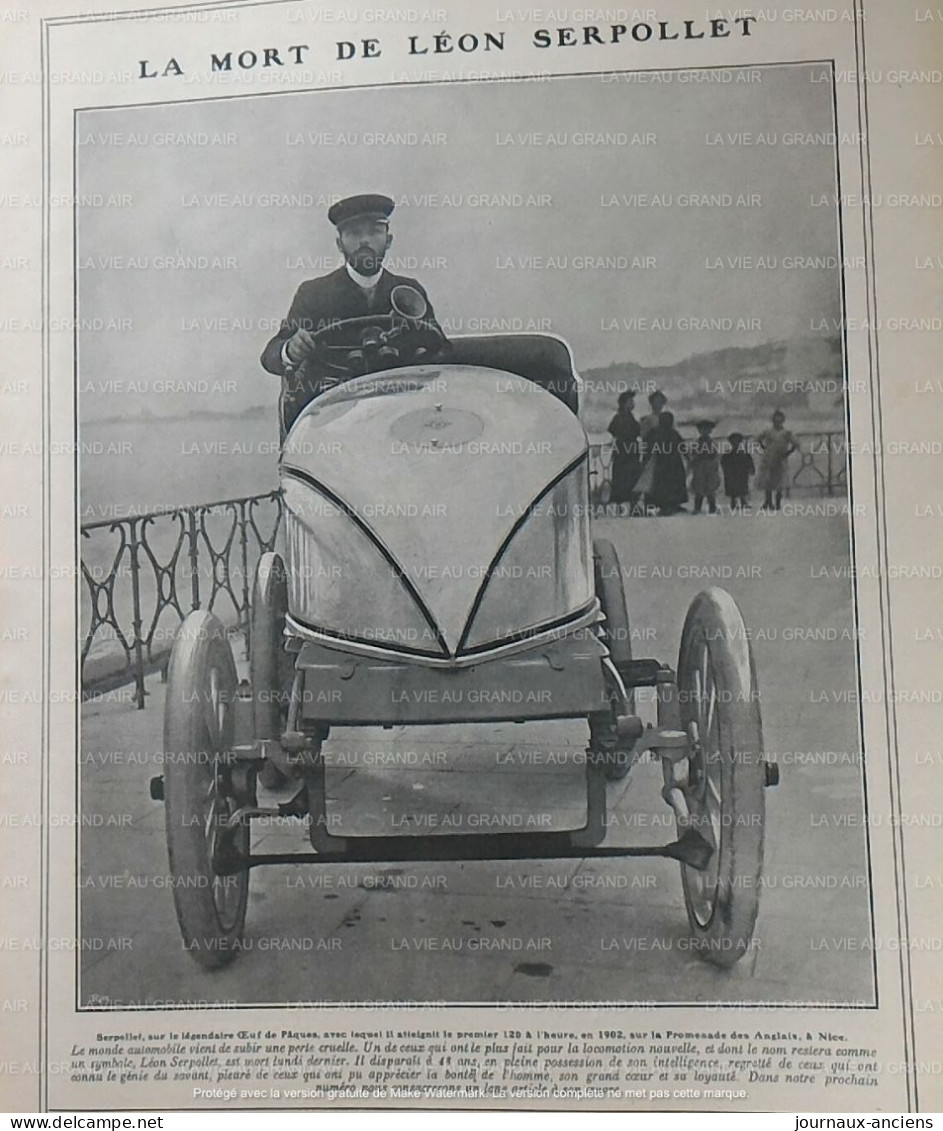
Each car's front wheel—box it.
[163,610,249,969]
[676,588,766,967]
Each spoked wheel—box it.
[163,610,249,969]
[589,539,636,781]
[676,588,765,967]
[250,552,292,789]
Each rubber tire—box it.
[592,539,635,780]
[163,610,249,970]
[676,587,765,968]
[250,551,289,743]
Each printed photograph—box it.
[76,62,873,1010]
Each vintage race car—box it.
[154,289,778,972]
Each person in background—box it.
[756,409,798,512]
[639,389,668,449]
[647,410,688,516]
[635,389,668,509]
[721,432,756,512]
[688,418,721,515]
[607,390,642,514]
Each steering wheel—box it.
[297,313,447,381]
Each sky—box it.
[77,62,842,420]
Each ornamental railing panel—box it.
[81,490,283,708]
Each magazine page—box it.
[0,0,941,1114]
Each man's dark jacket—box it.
[261,265,440,436]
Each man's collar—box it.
[345,262,384,290]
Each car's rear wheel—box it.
[163,611,249,969]
[676,588,765,967]
[590,539,636,781]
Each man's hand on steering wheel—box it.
[285,327,321,366]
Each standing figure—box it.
[607,390,642,513]
[688,419,721,515]
[635,389,668,508]
[756,409,798,511]
[721,432,756,511]
[648,411,689,516]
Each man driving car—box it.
[260,193,444,437]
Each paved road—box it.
[80,510,873,1008]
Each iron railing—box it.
[589,430,847,506]
[81,490,283,708]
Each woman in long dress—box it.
[756,409,798,511]
[635,389,668,508]
[648,411,688,515]
[606,391,642,512]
